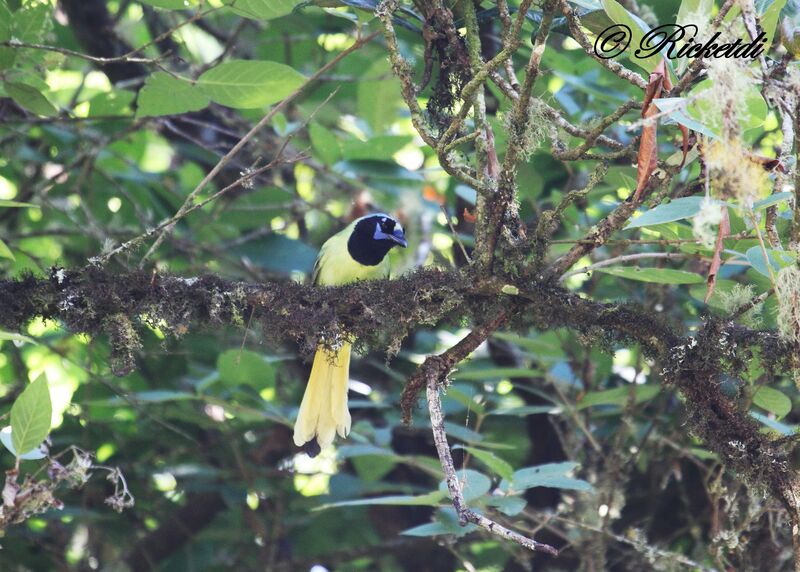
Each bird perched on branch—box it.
[293,213,408,457]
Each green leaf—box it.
[341,135,413,161]
[317,489,447,510]
[594,267,705,284]
[231,234,317,274]
[10,374,52,458]
[90,390,197,405]
[357,59,404,134]
[577,384,660,410]
[136,72,210,118]
[131,390,196,403]
[0,1,14,70]
[0,238,14,261]
[140,0,199,8]
[438,469,492,502]
[745,246,796,277]
[401,521,475,537]
[0,199,37,208]
[0,427,46,460]
[402,510,478,538]
[753,386,792,419]
[226,0,301,20]
[502,462,592,492]
[653,98,719,139]
[626,196,709,229]
[341,442,400,479]
[309,123,342,165]
[493,331,565,358]
[217,349,275,388]
[489,405,561,416]
[88,89,136,117]
[485,495,527,516]
[0,330,36,344]
[753,192,794,211]
[444,422,484,444]
[12,1,50,44]
[689,79,767,134]
[337,444,397,459]
[601,0,659,73]
[445,386,486,415]
[452,367,542,380]
[197,60,305,109]
[456,446,514,480]
[676,0,713,28]
[4,81,57,116]
[760,0,788,48]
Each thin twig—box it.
[93,31,379,266]
[558,0,648,90]
[421,317,559,556]
[440,205,472,264]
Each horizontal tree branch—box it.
[2,265,796,549]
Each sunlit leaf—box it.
[309,123,342,165]
[4,81,57,116]
[227,0,301,20]
[0,238,15,261]
[601,0,659,73]
[0,427,47,460]
[217,349,275,388]
[136,72,210,118]
[341,135,413,161]
[10,374,52,458]
[140,0,199,8]
[594,267,705,284]
[0,331,36,344]
[197,60,306,109]
[760,0,789,48]
[357,59,404,134]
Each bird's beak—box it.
[390,228,408,248]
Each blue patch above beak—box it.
[390,227,407,248]
[374,222,408,247]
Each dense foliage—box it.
[1,0,800,570]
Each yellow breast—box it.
[313,230,390,286]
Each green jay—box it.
[293,213,408,457]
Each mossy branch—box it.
[2,263,797,554]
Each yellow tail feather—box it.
[293,343,352,452]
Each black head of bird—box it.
[347,213,408,266]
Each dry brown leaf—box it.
[705,206,730,303]
[633,59,670,202]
